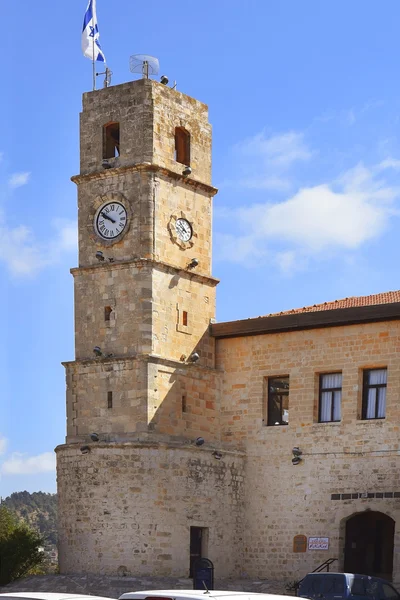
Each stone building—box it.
[56,77,400,585]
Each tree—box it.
[2,492,58,549]
[0,505,45,585]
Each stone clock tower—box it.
[56,78,245,577]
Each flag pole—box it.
[92,34,96,91]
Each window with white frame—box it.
[319,372,342,422]
[362,368,387,419]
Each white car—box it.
[0,594,116,600]
[119,591,294,600]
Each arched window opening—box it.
[175,127,190,165]
[103,122,120,159]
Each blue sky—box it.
[1,0,400,496]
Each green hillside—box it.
[1,491,58,548]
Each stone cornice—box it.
[71,162,218,196]
[62,353,221,375]
[70,256,219,286]
[55,439,246,457]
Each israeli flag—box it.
[82,0,106,63]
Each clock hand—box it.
[101,211,116,224]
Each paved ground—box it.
[0,575,293,598]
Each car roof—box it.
[0,594,115,600]
[119,592,295,600]
[303,573,390,580]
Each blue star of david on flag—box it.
[82,0,106,63]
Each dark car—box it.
[297,572,400,600]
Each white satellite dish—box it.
[130,54,160,79]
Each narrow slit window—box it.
[105,306,112,322]
[182,394,187,413]
[182,310,188,327]
[107,391,113,409]
[175,127,190,165]
[103,122,120,159]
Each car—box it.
[119,591,295,600]
[297,572,400,600]
[0,594,116,600]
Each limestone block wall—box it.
[79,78,212,185]
[147,359,221,441]
[76,172,153,268]
[56,444,245,577]
[243,451,400,581]
[80,79,154,174]
[73,262,153,359]
[64,357,148,441]
[217,320,400,442]
[216,320,400,580]
[152,83,212,185]
[151,268,216,368]
[65,356,222,443]
[154,177,214,275]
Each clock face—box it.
[175,218,192,242]
[95,201,127,240]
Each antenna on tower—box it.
[130,54,159,79]
[96,66,112,88]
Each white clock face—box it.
[175,218,192,242]
[95,202,127,240]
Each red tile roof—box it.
[268,290,400,317]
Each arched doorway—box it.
[344,512,395,580]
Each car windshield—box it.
[300,576,345,596]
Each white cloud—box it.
[0,218,77,277]
[8,172,31,189]
[344,109,356,126]
[237,175,292,192]
[215,233,267,265]
[0,225,44,276]
[274,250,298,274]
[378,157,400,171]
[255,165,395,251]
[0,438,56,478]
[314,101,384,127]
[0,437,7,456]
[51,219,78,253]
[1,452,56,475]
[231,130,312,191]
[0,156,76,277]
[238,130,312,168]
[215,160,400,272]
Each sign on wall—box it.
[308,537,329,550]
[293,535,307,553]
